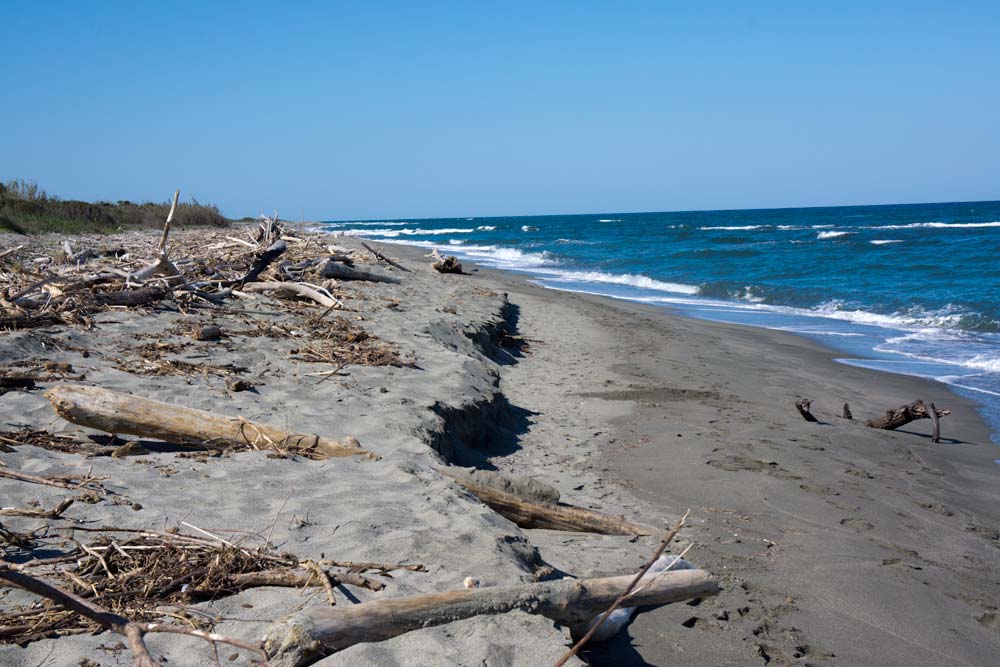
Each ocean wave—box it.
[522,225,539,232]
[870,239,903,245]
[872,221,1000,230]
[325,221,410,227]
[476,225,496,231]
[699,225,768,230]
[598,219,622,222]
[338,227,476,237]
[817,230,851,239]
[535,269,701,295]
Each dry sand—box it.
[1,231,998,666]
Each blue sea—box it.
[323,201,1000,446]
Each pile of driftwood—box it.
[0,191,410,336]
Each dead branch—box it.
[242,281,344,309]
[360,242,411,272]
[0,499,74,519]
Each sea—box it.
[322,201,1000,449]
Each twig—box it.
[553,509,690,667]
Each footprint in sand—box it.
[839,517,875,531]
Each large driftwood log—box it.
[94,286,168,307]
[264,568,718,667]
[865,399,951,430]
[437,468,658,535]
[45,385,375,460]
[319,260,400,284]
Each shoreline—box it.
[1,229,998,666]
[381,240,1000,665]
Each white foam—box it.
[699,225,767,230]
[872,221,1000,230]
[522,225,539,232]
[325,221,410,227]
[338,227,476,237]
[598,219,622,222]
[817,230,851,239]
[870,239,903,245]
[535,268,701,295]
[476,225,496,231]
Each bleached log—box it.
[319,260,400,284]
[437,468,658,535]
[242,281,343,309]
[263,569,718,667]
[45,384,375,460]
[429,249,462,274]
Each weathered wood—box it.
[0,314,61,330]
[263,568,718,667]
[843,403,853,419]
[795,398,818,422]
[242,281,343,309]
[865,399,951,430]
[360,242,411,272]
[929,401,941,443]
[319,260,400,284]
[45,384,375,460]
[93,286,167,307]
[236,240,287,286]
[430,249,463,274]
[437,467,657,535]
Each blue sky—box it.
[2,2,997,219]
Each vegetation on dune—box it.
[0,179,229,234]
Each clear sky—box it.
[2,2,997,220]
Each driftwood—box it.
[795,398,818,422]
[94,286,167,307]
[0,565,266,667]
[865,399,951,431]
[430,249,463,274]
[242,281,343,309]
[264,568,718,667]
[437,468,657,535]
[843,403,853,419]
[45,384,375,460]
[131,190,184,285]
[319,260,400,284]
[360,242,411,272]
[929,402,941,443]
[236,239,287,286]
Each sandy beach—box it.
[1,229,998,667]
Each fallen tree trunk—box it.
[865,399,950,430]
[437,468,658,535]
[45,384,375,460]
[319,260,400,284]
[264,568,718,667]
